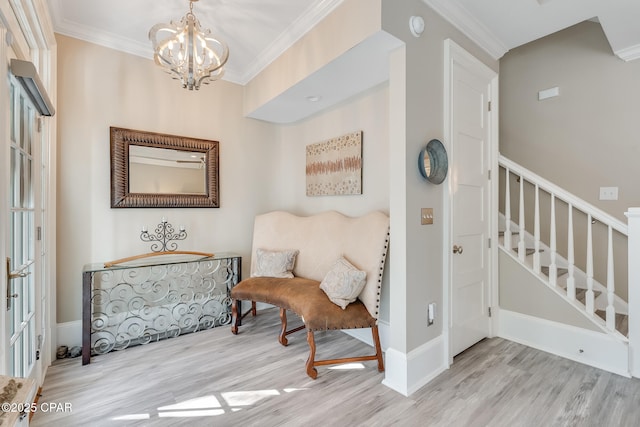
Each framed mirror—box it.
[110,127,219,208]
[418,138,448,184]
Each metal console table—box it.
[82,252,241,365]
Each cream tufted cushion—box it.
[320,257,367,309]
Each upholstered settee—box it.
[230,210,390,379]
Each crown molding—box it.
[615,43,640,62]
[48,0,342,86]
[237,0,343,85]
[422,0,508,61]
[49,0,152,59]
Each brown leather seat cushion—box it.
[231,277,376,331]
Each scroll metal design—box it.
[141,218,187,252]
[89,257,237,356]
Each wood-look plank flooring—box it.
[32,308,640,427]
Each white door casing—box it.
[1,1,57,395]
[444,40,498,360]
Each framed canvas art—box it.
[306,131,362,196]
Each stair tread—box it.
[513,247,543,256]
[574,288,602,305]
[540,266,568,277]
[595,310,628,337]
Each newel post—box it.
[626,208,640,378]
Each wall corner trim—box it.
[382,335,448,396]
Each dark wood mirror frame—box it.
[110,127,219,208]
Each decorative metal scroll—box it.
[140,218,187,252]
[89,257,236,356]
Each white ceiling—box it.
[47,0,640,122]
[48,0,344,85]
[425,0,640,61]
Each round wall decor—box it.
[418,139,448,184]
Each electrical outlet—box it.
[427,303,436,326]
[599,187,618,201]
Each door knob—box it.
[453,245,463,254]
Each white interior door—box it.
[446,41,496,357]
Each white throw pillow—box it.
[320,257,367,309]
[252,248,299,278]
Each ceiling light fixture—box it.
[149,0,229,90]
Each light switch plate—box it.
[421,208,433,225]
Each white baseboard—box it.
[56,320,82,349]
[342,319,390,350]
[498,309,630,378]
[382,334,448,396]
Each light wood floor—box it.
[32,308,640,426]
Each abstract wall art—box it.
[305,131,362,196]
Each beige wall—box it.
[273,83,391,319]
[56,1,501,359]
[56,34,278,323]
[500,21,640,221]
[55,32,395,326]
[244,0,381,115]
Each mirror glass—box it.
[422,150,432,177]
[129,146,207,195]
[110,127,219,208]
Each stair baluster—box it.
[585,214,595,314]
[566,204,576,301]
[548,194,558,286]
[606,226,616,331]
[504,168,512,251]
[533,184,541,274]
[518,174,526,261]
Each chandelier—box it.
[149,0,229,90]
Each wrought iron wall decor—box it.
[141,218,187,252]
[82,253,241,364]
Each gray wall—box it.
[500,20,640,221]
[499,251,600,332]
[382,0,498,352]
[500,20,638,302]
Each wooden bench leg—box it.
[231,299,240,335]
[372,325,384,372]
[231,300,259,335]
[306,330,318,379]
[279,308,289,346]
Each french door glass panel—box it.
[8,76,37,378]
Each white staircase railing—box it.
[499,155,628,338]
[625,208,640,376]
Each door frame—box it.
[442,39,499,366]
[1,0,56,387]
